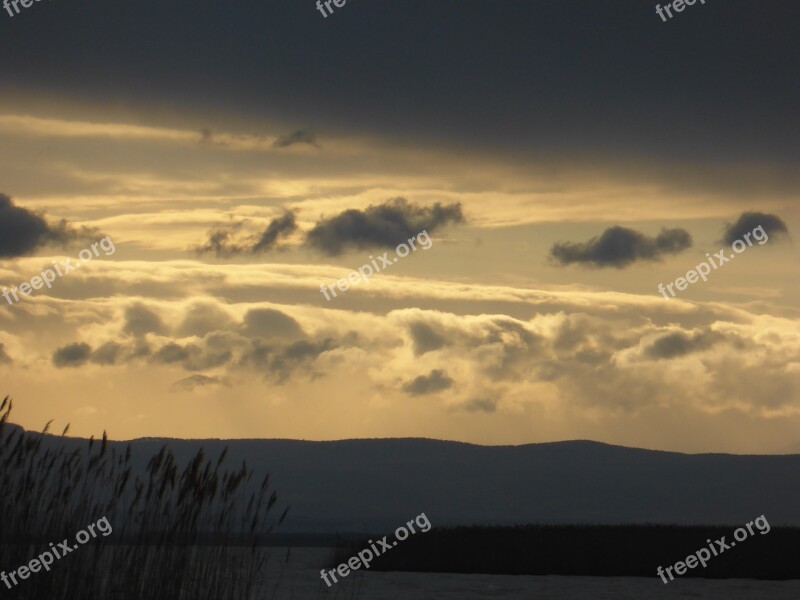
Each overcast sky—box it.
[0,0,798,452]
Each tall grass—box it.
[0,396,289,599]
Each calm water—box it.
[257,547,800,600]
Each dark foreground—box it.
[333,524,797,580]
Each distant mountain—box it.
[30,432,800,533]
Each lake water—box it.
[258,547,800,599]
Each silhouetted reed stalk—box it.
[0,396,289,599]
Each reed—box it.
[0,396,288,599]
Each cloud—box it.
[306,197,464,256]
[241,308,304,340]
[722,212,789,245]
[252,212,298,253]
[154,342,193,364]
[0,343,12,364]
[0,193,98,259]
[642,330,726,360]
[457,398,497,413]
[52,342,92,367]
[177,302,235,337]
[268,339,336,382]
[197,212,297,256]
[240,338,336,383]
[402,369,454,395]
[408,321,447,355]
[196,221,246,256]
[91,342,122,365]
[550,226,692,268]
[169,374,230,392]
[272,128,319,149]
[152,342,232,371]
[123,304,166,337]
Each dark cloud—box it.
[91,342,122,365]
[52,342,92,368]
[550,226,692,268]
[402,369,454,396]
[169,374,230,392]
[153,342,232,371]
[2,1,799,171]
[241,308,304,340]
[0,343,12,364]
[177,303,235,337]
[123,304,166,337]
[306,197,464,256]
[252,212,298,253]
[0,193,98,259]
[154,342,192,364]
[643,330,725,360]
[129,340,152,359]
[457,398,497,413]
[197,212,297,256]
[196,222,246,256]
[272,128,319,149]
[722,212,789,245]
[240,338,336,383]
[268,339,336,383]
[408,322,447,356]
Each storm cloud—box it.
[306,198,464,256]
[722,212,789,245]
[550,226,692,268]
[0,193,97,259]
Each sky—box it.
[0,0,798,453]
